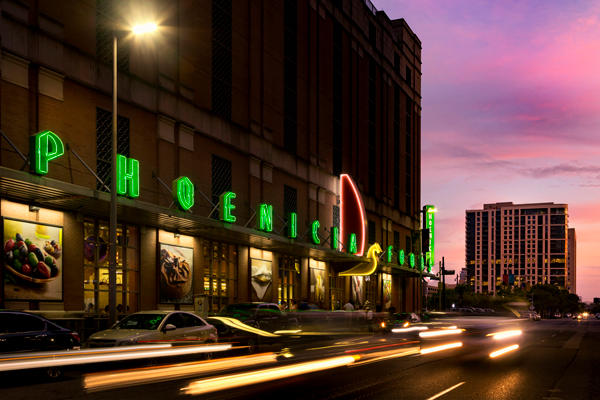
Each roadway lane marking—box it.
[425,382,466,400]
[563,331,585,349]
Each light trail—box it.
[486,329,522,340]
[420,342,463,355]
[208,317,280,337]
[0,343,231,372]
[419,329,463,338]
[84,352,278,391]
[489,344,519,358]
[426,381,466,400]
[351,347,420,366]
[344,341,419,354]
[0,344,171,362]
[181,355,358,395]
[391,326,429,333]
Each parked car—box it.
[0,310,80,354]
[218,303,298,332]
[87,310,217,347]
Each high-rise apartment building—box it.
[466,202,575,294]
[568,228,576,293]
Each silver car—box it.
[87,311,217,347]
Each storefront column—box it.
[237,246,249,302]
[300,257,309,301]
[63,213,83,311]
[140,227,157,310]
[271,255,279,304]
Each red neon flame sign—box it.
[340,174,367,256]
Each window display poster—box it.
[3,218,63,300]
[251,258,272,300]
[382,273,392,310]
[310,268,325,304]
[159,243,193,304]
[352,276,365,307]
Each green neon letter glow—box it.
[348,233,358,254]
[287,212,297,238]
[116,154,139,198]
[172,176,194,210]
[330,226,339,250]
[219,191,237,223]
[398,249,405,266]
[30,130,64,175]
[409,253,415,268]
[257,203,273,232]
[311,220,320,244]
[386,245,393,263]
[424,205,435,268]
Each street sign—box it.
[442,270,455,275]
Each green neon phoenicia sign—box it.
[173,176,195,211]
[30,130,64,175]
[424,205,435,268]
[24,128,431,273]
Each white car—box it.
[88,310,217,347]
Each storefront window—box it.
[364,274,378,309]
[250,248,273,303]
[278,256,299,308]
[83,221,139,314]
[201,240,237,313]
[309,259,326,308]
[329,273,344,310]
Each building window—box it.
[279,256,299,307]
[330,272,344,310]
[83,220,139,314]
[368,22,376,48]
[367,220,376,244]
[211,155,232,207]
[202,240,237,312]
[332,21,343,175]
[405,94,413,213]
[393,84,400,208]
[212,0,232,120]
[368,58,376,196]
[405,66,412,86]
[96,108,129,191]
[284,0,298,154]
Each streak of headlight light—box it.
[486,329,522,340]
[84,353,278,391]
[419,329,463,338]
[391,326,429,333]
[420,342,463,355]
[442,326,458,330]
[0,344,172,363]
[0,344,231,372]
[351,347,420,366]
[208,317,280,337]
[181,355,358,395]
[489,344,519,358]
[273,330,302,334]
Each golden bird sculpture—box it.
[339,243,382,276]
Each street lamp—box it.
[109,22,158,324]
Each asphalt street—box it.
[1,318,598,400]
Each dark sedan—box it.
[0,310,81,354]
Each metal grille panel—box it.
[283,185,297,216]
[96,108,130,191]
[212,0,232,120]
[211,155,232,206]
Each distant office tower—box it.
[466,202,575,294]
[567,228,576,293]
[458,268,468,284]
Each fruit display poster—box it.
[3,218,63,301]
[159,243,193,304]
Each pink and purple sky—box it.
[374,0,600,301]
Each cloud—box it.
[522,164,600,179]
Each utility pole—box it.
[438,261,442,311]
[442,256,446,311]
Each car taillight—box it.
[71,332,81,344]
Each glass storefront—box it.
[83,221,139,314]
[278,256,299,308]
[201,239,237,313]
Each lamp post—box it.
[109,22,157,324]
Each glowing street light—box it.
[132,22,158,35]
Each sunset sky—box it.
[374,0,600,301]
